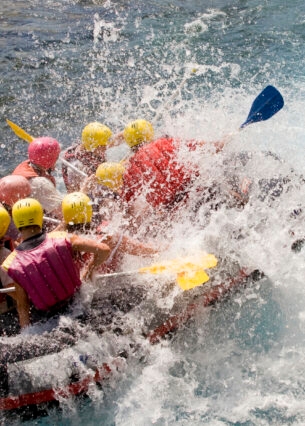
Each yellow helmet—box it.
[12,198,44,229]
[81,122,113,151]
[95,162,125,192]
[62,192,93,225]
[0,206,10,239]
[123,119,154,147]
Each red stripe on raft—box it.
[0,363,113,411]
[147,268,250,344]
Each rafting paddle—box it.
[6,119,34,143]
[240,85,284,129]
[94,252,218,291]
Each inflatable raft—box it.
[0,256,264,413]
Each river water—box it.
[2,0,305,425]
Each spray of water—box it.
[3,2,305,424]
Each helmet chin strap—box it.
[30,162,54,175]
[30,161,44,172]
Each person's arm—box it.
[5,283,31,328]
[70,234,110,280]
[80,174,99,194]
[187,138,225,153]
[0,249,31,328]
[213,140,225,152]
[117,235,158,257]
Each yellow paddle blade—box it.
[6,119,34,143]
[138,253,217,275]
[176,269,210,290]
[195,253,218,269]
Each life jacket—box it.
[62,144,106,191]
[2,231,81,311]
[121,137,195,208]
[13,160,56,186]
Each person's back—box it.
[121,136,194,209]
[119,119,225,228]
[62,122,113,192]
[2,198,110,328]
[118,119,199,207]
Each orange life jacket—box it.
[13,160,56,186]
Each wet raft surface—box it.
[0,260,264,403]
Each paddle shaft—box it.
[94,270,153,280]
[43,216,61,224]
[0,287,16,294]
[61,158,88,178]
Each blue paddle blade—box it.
[240,85,284,129]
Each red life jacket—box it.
[62,144,106,191]
[13,160,56,186]
[121,137,195,208]
[2,231,81,311]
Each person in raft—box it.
[60,192,159,275]
[80,161,126,222]
[12,137,63,217]
[114,119,224,231]
[0,175,32,249]
[62,122,118,193]
[0,206,21,324]
[1,198,110,328]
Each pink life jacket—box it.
[13,160,56,186]
[121,137,195,208]
[2,231,81,311]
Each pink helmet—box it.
[28,137,61,169]
[0,175,31,206]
